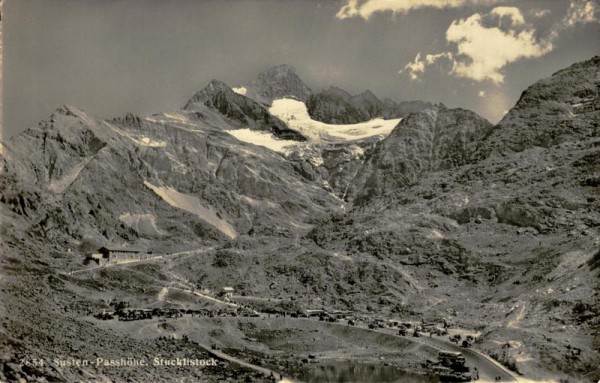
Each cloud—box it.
[531,9,551,18]
[401,53,426,81]
[446,9,553,83]
[335,0,503,20]
[564,0,598,27]
[547,1,598,45]
[399,1,598,84]
[401,7,552,84]
[400,52,454,81]
[490,6,526,25]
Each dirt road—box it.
[200,343,297,383]
[414,335,517,382]
[171,287,240,308]
[65,246,215,275]
[137,319,297,382]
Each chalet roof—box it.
[99,247,141,253]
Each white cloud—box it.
[401,53,426,81]
[446,10,553,83]
[531,9,551,18]
[546,1,598,46]
[490,6,526,25]
[400,52,454,81]
[564,0,598,26]
[400,6,553,84]
[399,1,597,84]
[336,0,503,20]
[401,7,552,84]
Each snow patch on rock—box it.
[143,181,237,239]
[102,121,167,147]
[163,112,189,123]
[226,129,298,154]
[136,136,167,147]
[232,86,247,95]
[118,213,165,237]
[49,160,89,193]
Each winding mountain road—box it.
[64,246,215,275]
[73,243,518,381]
[157,282,518,381]
[413,334,517,381]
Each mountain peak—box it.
[181,75,306,141]
[483,55,600,154]
[352,105,493,203]
[357,89,377,99]
[205,79,232,92]
[350,90,382,106]
[53,104,88,118]
[112,112,143,128]
[183,79,234,109]
[240,64,312,105]
[258,64,298,79]
[322,86,353,101]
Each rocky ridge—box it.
[184,79,306,141]
[306,86,433,124]
[238,64,313,105]
[350,104,494,203]
[482,55,600,155]
[0,103,340,246]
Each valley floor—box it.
[1,238,597,383]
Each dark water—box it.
[296,361,433,383]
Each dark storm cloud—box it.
[3,0,599,139]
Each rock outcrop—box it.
[184,79,306,141]
[307,86,433,124]
[482,55,600,155]
[241,64,313,105]
[351,104,493,203]
[0,103,339,244]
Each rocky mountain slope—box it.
[236,64,313,105]
[306,86,433,124]
[183,79,306,141]
[0,57,599,382]
[237,65,433,125]
[308,56,600,380]
[305,86,373,124]
[0,102,340,248]
[482,55,600,155]
[350,104,494,203]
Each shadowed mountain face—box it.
[237,66,433,125]
[306,87,371,124]
[306,86,433,124]
[350,105,494,204]
[239,64,313,105]
[481,55,600,155]
[183,79,307,141]
[0,57,599,383]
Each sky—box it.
[3,0,599,139]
